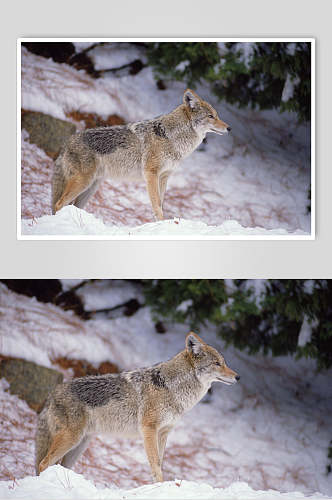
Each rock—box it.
[54,357,119,377]
[22,42,75,63]
[55,290,88,318]
[155,321,167,334]
[0,279,62,303]
[65,110,125,128]
[156,79,166,90]
[21,111,76,158]
[0,358,63,412]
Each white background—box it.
[1,0,331,277]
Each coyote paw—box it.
[155,210,164,221]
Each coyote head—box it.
[186,332,239,386]
[183,89,231,136]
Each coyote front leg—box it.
[142,425,163,482]
[144,159,163,221]
[158,426,171,464]
[159,172,170,210]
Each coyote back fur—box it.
[52,89,231,220]
[35,332,239,483]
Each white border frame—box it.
[17,37,315,241]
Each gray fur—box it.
[82,126,133,155]
[150,368,167,388]
[70,374,127,407]
[153,122,167,138]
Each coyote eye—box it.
[208,114,214,118]
[215,361,221,366]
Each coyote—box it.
[35,333,239,482]
[52,89,231,220]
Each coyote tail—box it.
[35,411,51,475]
[51,155,66,214]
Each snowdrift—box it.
[20,205,309,238]
[0,465,329,500]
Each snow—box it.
[244,279,271,301]
[303,280,317,295]
[240,42,255,67]
[0,378,37,483]
[176,299,193,312]
[61,279,86,292]
[282,74,300,102]
[219,41,255,68]
[298,315,318,347]
[0,283,120,368]
[20,130,53,219]
[0,465,329,500]
[72,42,97,53]
[287,43,298,56]
[20,45,172,123]
[1,281,331,498]
[20,205,308,238]
[20,43,312,237]
[89,42,148,71]
[175,60,191,72]
[72,279,145,311]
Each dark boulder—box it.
[0,358,63,412]
[0,279,62,303]
[22,42,75,63]
[21,111,76,158]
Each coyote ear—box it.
[183,89,200,110]
[186,332,204,355]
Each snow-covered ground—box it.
[0,466,329,500]
[21,205,309,238]
[0,281,331,499]
[20,43,312,237]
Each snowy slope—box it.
[0,281,331,497]
[20,43,311,237]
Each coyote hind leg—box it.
[54,173,94,214]
[38,429,83,474]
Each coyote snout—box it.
[35,332,238,483]
[215,367,240,385]
[52,89,231,221]
[210,119,231,136]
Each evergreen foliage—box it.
[146,42,311,122]
[146,42,220,88]
[143,279,332,370]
